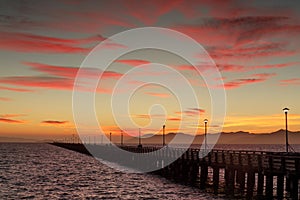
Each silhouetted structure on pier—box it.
[52,143,300,199]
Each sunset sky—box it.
[0,0,299,141]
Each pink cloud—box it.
[0,86,34,92]
[0,62,122,93]
[131,114,166,119]
[174,14,300,67]
[0,76,75,91]
[123,0,182,25]
[251,62,299,70]
[0,32,103,53]
[176,65,197,71]
[115,59,150,66]
[144,92,170,98]
[167,117,181,121]
[189,108,205,114]
[41,120,68,124]
[280,78,300,86]
[96,88,114,94]
[175,107,205,117]
[0,118,24,124]
[132,114,151,119]
[217,64,245,72]
[0,97,12,101]
[208,42,296,61]
[0,113,26,124]
[0,114,25,118]
[24,62,123,79]
[221,73,276,89]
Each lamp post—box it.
[109,132,112,143]
[138,128,142,148]
[121,130,123,146]
[283,108,289,153]
[204,119,208,152]
[163,125,166,146]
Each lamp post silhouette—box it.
[283,108,289,153]
[138,128,142,148]
[109,132,112,143]
[204,119,208,152]
[163,125,166,146]
[121,130,124,146]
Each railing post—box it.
[213,167,219,194]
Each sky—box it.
[0,0,299,141]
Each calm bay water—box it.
[0,143,223,200]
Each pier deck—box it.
[52,143,300,199]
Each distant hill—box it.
[124,129,300,145]
[1,129,299,144]
[0,136,39,143]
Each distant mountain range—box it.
[1,129,299,144]
[125,129,300,144]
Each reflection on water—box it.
[0,143,222,199]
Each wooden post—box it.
[225,168,235,197]
[213,167,219,194]
[290,177,299,200]
[266,174,273,198]
[275,174,284,199]
[200,164,208,189]
[246,171,255,198]
[257,172,264,197]
[286,175,291,192]
[237,170,245,194]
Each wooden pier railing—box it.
[52,143,300,199]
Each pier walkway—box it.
[52,143,300,199]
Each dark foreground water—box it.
[0,143,223,199]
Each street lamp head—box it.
[283,107,289,113]
[204,119,208,123]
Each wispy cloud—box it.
[41,120,68,125]
[0,62,124,93]
[0,32,103,53]
[220,73,276,89]
[115,59,150,66]
[0,114,26,124]
[0,85,33,92]
[0,76,75,91]
[280,78,300,86]
[175,108,205,116]
[167,117,181,121]
[0,97,12,101]
[144,92,170,98]
[0,114,26,118]
[24,62,122,79]
[0,118,24,124]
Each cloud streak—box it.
[0,86,33,92]
[0,118,24,124]
[280,78,300,86]
[24,62,123,79]
[0,97,12,101]
[0,62,124,93]
[144,92,170,98]
[41,120,68,124]
[115,59,151,66]
[0,32,103,53]
[221,73,276,89]
[175,108,205,116]
[0,76,75,91]
[0,113,26,124]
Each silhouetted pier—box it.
[52,143,300,199]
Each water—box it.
[0,143,223,199]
